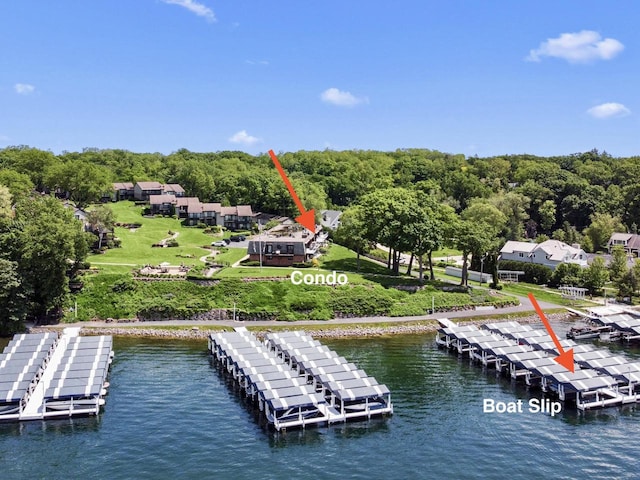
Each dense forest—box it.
[1,146,638,234]
[1,145,640,330]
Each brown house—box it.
[247,222,321,266]
[134,181,164,201]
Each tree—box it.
[0,196,90,321]
[460,202,506,284]
[0,169,34,201]
[487,191,530,240]
[86,205,116,249]
[539,200,556,232]
[581,257,609,295]
[617,267,639,299]
[609,246,629,284]
[0,259,27,335]
[0,185,11,219]
[454,220,494,286]
[549,263,583,288]
[358,188,422,275]
[333,205,371,271]
[44,160,112,208]
[583,213,625,253]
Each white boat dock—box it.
[208,328,392,430]
[0,329,113,422]
[437,321,640,410]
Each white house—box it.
[500,240,588,270]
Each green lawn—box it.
[89,201,213,269]
[320,244,396,276]
[500,283,599,308]
[211,247,248,266]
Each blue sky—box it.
[1,1,638,157]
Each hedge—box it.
[498,260,553,285]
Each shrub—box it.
[111,277,137,293]
[292,262,313,268]
[498,260,552,285]
[166,239,179,247]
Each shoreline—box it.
[29,312,575,340]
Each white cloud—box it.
[320,87,369,107]
[526,30,623,64]
[161,0,216,22]
[587,102,630,119]
[228,130,260,146]
[14,83,35,95]
[245,60,269,66]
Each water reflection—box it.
[0,415,101,437]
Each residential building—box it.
[607,233,640,257]
[134,181,164,201]
[221,205,254,231]
[247,221,321,266]
[176,197,203,223]
[112,182,135,201]
[163,184,185,197]
[321,210,342,230]
[499,239,588,270]
[149,194,177,215]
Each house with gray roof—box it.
[607,233,640,257]
[321,210,342,230]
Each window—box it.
[265,244,273,254]
[518,252,524,258]
[286,244,294,254]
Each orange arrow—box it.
[528,292,574,372]
[268,149,316,233]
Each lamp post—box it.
[480,253,487,285]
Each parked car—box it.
[211,240,227,247]
[229,235,246,242]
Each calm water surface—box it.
[1,328,640,479]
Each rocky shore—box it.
[29,312,574,341]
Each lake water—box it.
[2,330,640,479]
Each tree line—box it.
[3,145,640,332]
[2,146,640,244]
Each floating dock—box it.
[0,328,113,421]
[436,320,640,410]
[208,328,392,430]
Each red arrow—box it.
[268,149,316,233]
[528,292,574,372]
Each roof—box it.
[112,182,134,190]
[149,194,177,205]
[536,240,584,261]
[135,181,163,190]
[609,232,640,250]
[176,197,201,207]
[163,183,185,194]
[236,205,253,217]
[201,202,221,213]
[610,232,633,242]
[321,210,342,229]
[221,206,238,215]
[500,241,537,254]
